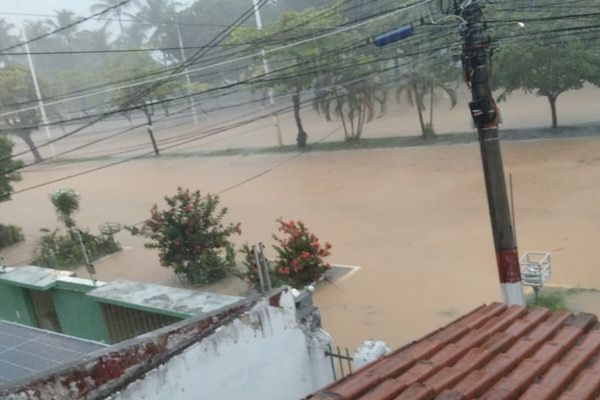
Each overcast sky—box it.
[1,0,193,29]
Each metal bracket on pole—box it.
[253,245,266,294]
[76,229,97,286]
[258,242,272,291]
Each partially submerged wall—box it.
[108,289,333,400]
[2,289,334,400]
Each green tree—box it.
[493,42,598,129]
[129,0,176,48]
[313,54,387,142]
[0,136,22,202]
[229,7,349,147]
[396,60,459,140]
[0,65,44,162]
[50,188,80,230]
[46,9,79,51]
[90,0,138,44]
[0,137,24,249]
[0,19,17,65]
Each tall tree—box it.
[77,27,112,50]
[46,9,79,51]
[229,7,349,148]
[493,42,598,129]
[313,55,387,142]
[0,136,22,203]
[0,65,44,162]
[90,0,138,44]
[0,19,16,65]
[396,59,459,140]
[130,0,175,47]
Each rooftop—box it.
[307,302,600,400]
[0,266,74,290]
[86,279,243,318]
[0,320,107,387]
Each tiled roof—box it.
[307,302,600,400]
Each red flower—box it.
[185,205,193,212]
[300,251,310,259]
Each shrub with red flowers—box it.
[272,219,332,288]
[237,220,332,292]
[128,188,241,285]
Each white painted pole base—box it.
[501,282,525,306]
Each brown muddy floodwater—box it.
[4,136,600,349]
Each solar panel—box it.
[0,320,107,388]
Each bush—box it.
[128,188,241,286]
[272,219,332,288]
[32,229,121,270]
[238,220,332,291]
[0,224,24,249]
[237,243,285,292]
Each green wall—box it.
[0,282,37,326]
[52,284,110,343]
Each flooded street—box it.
[4,130,600,348]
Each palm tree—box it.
[0,19,16,64]
[313,75,387,142]
[77,27,112,50]
[396,64,459,140]
[130,0,176,46]
[23,20,50,41]
[46,9,79,51]
[90,0,138,44]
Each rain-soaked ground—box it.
[2,87,600,349]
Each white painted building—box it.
[1,288,335,400]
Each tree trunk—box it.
[292,88,307,148]
[412,84,427,137]
[548,94,558,130]
[429,85,434,127]
[162,103,171,117]
[144,107,160,156]
[19,131,43,162]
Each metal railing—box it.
[326,344,353,380]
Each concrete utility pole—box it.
[252,0,284,147]
[172,1,199,125]
[458,1,524,305]
[23,30,55,157]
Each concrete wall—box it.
[0,283,36,327]
[109,290,334,400]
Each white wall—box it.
[109,290,334,400]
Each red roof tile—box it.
[306,303,600,400]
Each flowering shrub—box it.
[272,219,332,287]
[129,188,241,286]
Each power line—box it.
[0,0,433,120]
[0,0,397,110]
[0,0,135,54]
[3,0,269,162]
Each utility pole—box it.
[23,30,55,158]
[172,1,199,126]
[458,1,524,305]
[252,0,284,147]
[76,229,97,286]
